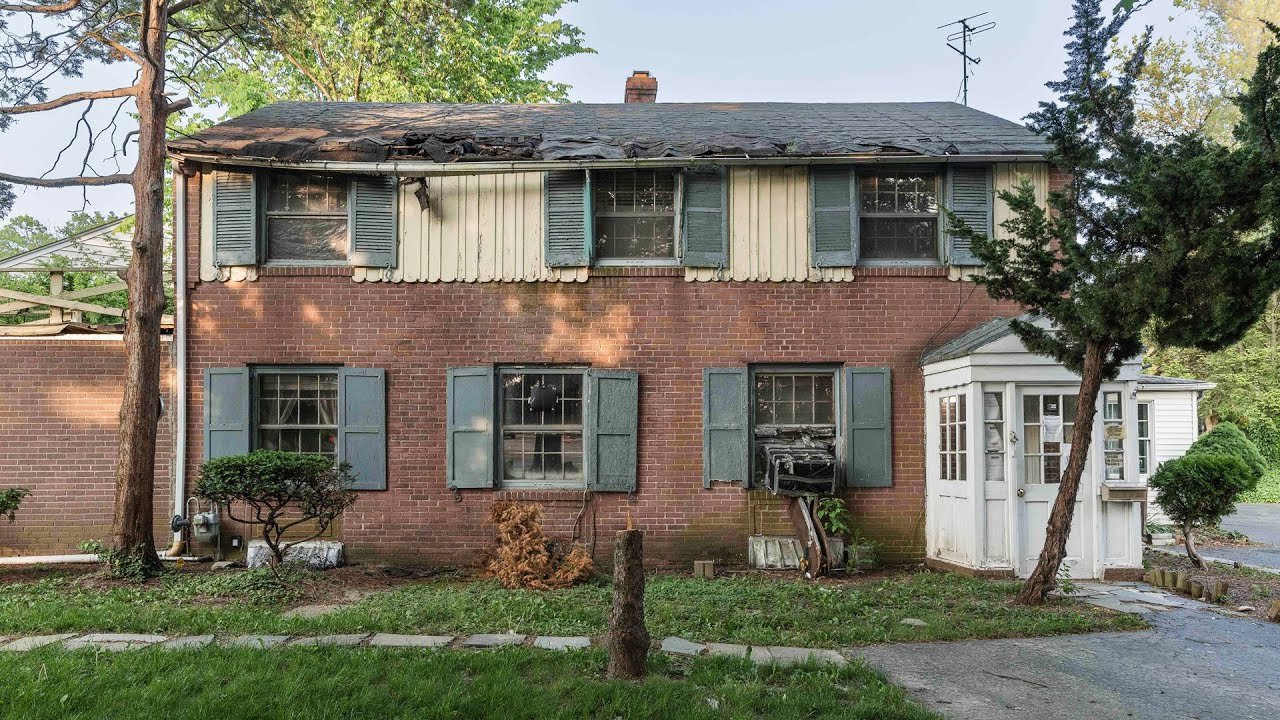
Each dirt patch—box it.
[1145,549,1280,621]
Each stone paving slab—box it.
[755,646,847,666]
[533,636,591,651]
[223,634,290,649]
[705,642,749,658]
[660,636,705,656]
[64,634,166,651]
[368,633,454,648]
[160,635,215,650]
[0,634,77,652]
[289,634,368,647]
[461,633,525,648]
[1082,595,1155,614]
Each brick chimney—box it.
[624,70,657,103]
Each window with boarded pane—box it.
[1102,391,1124,482]
[255,370,339,460]
[939,394,967,482]
[858,170,939,261]
[1023,393,1077,484]
[265,172,349,262]
[499,369,585,488]
[593,170,677,261]
[751,370,837,486]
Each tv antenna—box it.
[938,12,996,106]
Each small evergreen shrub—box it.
[1188,422,1267,480]
[1149,453,1257,567]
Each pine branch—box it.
[0,0,82,13]
[0,86,137,115]
[0,171,132,187]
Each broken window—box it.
[265,172,349,262]
[254,369,340,460]
[593,169,677,262]
[499,369,585,488]
[858,170,939,262]
[752,369,838,495]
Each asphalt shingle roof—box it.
[168,101,1049,164]
[920,314,1033,366]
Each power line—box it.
[938,12,996,106]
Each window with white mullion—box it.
[1137,401,1153,478]
[938,394,967,482]
[983,391,1006,482]
[1022,393,1076,485]
[1102,391,1125,482]
[499,369,585,488]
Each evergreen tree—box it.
[951,0,1280,603]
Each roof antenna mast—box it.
[938,12,996,106]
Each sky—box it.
[1,0,1197,227]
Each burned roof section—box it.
[168,101,1050,164]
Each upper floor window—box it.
[593,170,677,262]
[265,172,349,262]
[859,170,939,262]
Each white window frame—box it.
[591,168,683,267]
[1137,400,1153,480]
[939,393,968,482]
[856,165,943,267]
[261,171,352,266]
[496,366,587,490]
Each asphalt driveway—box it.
[854,590,1280,720]
[1209,503,1280,569]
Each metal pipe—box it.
[172,159,189,548]
[0,554,99,566]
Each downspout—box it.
[166,160,189,555]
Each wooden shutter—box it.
[544,170,591,267]
[339,368,387,490]
[585,369,638,492]
[702,367,749,488]
[681,167,728,268]
[845,367,893,488]
[810,167,857,266]
[203,367,250,460]
[446,366,495,489]
[349,175,398,268]
[212,169,259,266]
[946,165,993,266]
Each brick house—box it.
[149,72,1155,578]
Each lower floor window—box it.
[752,369,838,493]
[500,369,585,487]
[255,370,339,460]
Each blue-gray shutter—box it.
[339,368,387,490]
[681,167,728,268]
[203,367,250,460]
[349,175,398,268]
[810,167,857,266]
[585,369,639,492]
[544,170,591,267]
[703,367,749,488]
[212,169,259,266]
[946,165,993,266]
[446,366,495,489]
[845,367,893,488]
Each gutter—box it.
[171,159,188,550]
[168,152,1050,176]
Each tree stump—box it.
[607,528,649,679]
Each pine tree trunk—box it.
[1183,520,1205,569]
[110,0,169,572]
[1017,340,1110,605]
[606,528,649,679]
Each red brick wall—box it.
[182,269,1013,566]
[0,339,174,555]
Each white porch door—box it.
[1015,388,1094,579]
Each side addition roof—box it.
[0,217,132,272]
[920,314,1036,366]
[1136,374,1216,392]
[167,101,1050,165]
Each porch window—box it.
[1102,391,1124,482]
[1023,393,1076,484]
[983,392,1005,482]
[858,170,939,261]
[265,172,349,262]
[939,394,967,482]
[751,369,837,493]
[593,170,677,262]
[254,370,340,460]
[1137,401,1153,477]
[499,369,585,488]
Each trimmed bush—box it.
[1149,452,1257,567]
[1188,422,1267,479]
[1242,416,1280,468]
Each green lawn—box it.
[0,568,1143,647]
[1240,468,1280,503]
[0,646,936,720]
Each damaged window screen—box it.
[500,370,585,488]
[265,172,349,262]
[859,170,939,261]
[593,170,677,260]
[1022,393,1077,484]
[255,370,339,460]
[752,371,837,485]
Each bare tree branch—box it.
[168,0,210,16]
[0,170,132,187]
[0,0,81,13]
[86,31,144,65]
[0,86,136,115]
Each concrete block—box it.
[0,634,77,652]
[160,635,215,650]
[900,618,928,627]
[533,636,591,651]
[223,634,290,649]
[705,642,749,658]
[660,636,705,656]
[64,634,167,651]
[289,634,368,647]
[758,646,846,666]
[369,634,453,648]
[460,633,525,648]
[246,540,344,570]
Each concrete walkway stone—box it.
[160,635,215,650]
[660,636,705,656]
[461,633,525,648]
[533,636,591,651]
[369,634,453,648]
[705,642,749,658]
[757,646,847,666]
[224,634,290,649]
[289,634,368,647]
[0,634,77,652]
[64,633,167,651]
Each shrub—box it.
[1188,422,1267,479]
[197,450,358,571]
[0,487,30,523]
[1149,453,1257,567]
[1241,416,1280,468]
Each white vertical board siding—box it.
[354,172,587,283]
[1139,391,1201,467]
[686,166,855,283]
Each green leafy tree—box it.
[952,0,1280,603]
[0,487,30,522]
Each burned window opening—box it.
[752,370,838,497]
